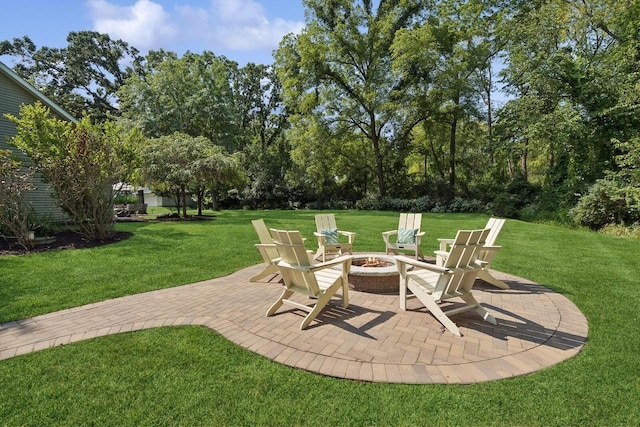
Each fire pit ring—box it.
[342,253,400,294]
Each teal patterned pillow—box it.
[321,228,339,245]
[398,228,418,244]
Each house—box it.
[0,60,77,222]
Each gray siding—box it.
[0,70,69,222]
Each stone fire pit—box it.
[344,253,399,293]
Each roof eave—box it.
[0,60,78,124]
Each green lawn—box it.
[1,210,639,426]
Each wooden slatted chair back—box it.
[485,217,505,246]
[439,228,489,299]
[252,219,272,244]
[315,214,337,231]
[270,229,319,297]
[252,219,279,259]
[398,213,422,235]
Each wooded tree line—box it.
[2,0,639,229]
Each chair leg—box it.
[300,291,332,329]
[460,293,497,325]
[399,276,408,310]
[423,297,462,337]
[408,281,462,336]
[250,265,279,282]
[341,278,349,309]
[477,270,509,289]
[266,289,294,317]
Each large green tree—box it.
[393,0,503,195]
[496,0,640,207]
[233,63,294,208]
[1,32,143,122]
[118,51,240,150]
[276,0,435,198]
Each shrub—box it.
[569,179,640,230]
[0,150,36,249]
[599,223,640,239]
[355,195,483,213]
[488,175,540,218]
[6,103,139,241]
[446,197,485,213]
[113,194,139,205]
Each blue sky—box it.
[1,0,306,65]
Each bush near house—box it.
[0,149,36,249]
[5,102,140,241]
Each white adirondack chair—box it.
[267,229,353,330]
[397,228,497,337]
[437,217,508,289]
[250,219,281,282]
[314,213,356,262]
[382,213,425,260]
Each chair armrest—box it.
[395,255,450,273]
[437,238,454,251]
[311,255,353,271]
[433,250,449,258]
[338,230,356,243]
[482,245,502,252]
[255,243,276,249]
[382,230,396,244]
[313,232,326,244]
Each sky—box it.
[1,0,307,66]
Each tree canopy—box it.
[2,0,639,229]
[1,31,143,122]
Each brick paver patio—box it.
[0,260,588,384]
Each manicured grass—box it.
[1,210,639,426]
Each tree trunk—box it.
[424,151,428,184]
[522,139,529,180]
[371,131,386,198]
[180,184,188,218]
[486,83,494,165]
[196,187,203,216]
[449,117,457,194]
[174,190,182,216]
[211,189,219,211]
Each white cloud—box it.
[177,0,304,51]
[86,0,304,56]
[88,0,177,50]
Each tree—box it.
[393,0,504,195]
[275,0,434,198]
[6,103,140,240]
[139,133,240,217]
[497,0,640,209]
[0,150,36,250]
[118,51,240,150]
[1,32,143,122]
[233,63,293,208]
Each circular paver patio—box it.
[0,259,588,384]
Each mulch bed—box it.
[1,214,216,256]
[0,230,133,256]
